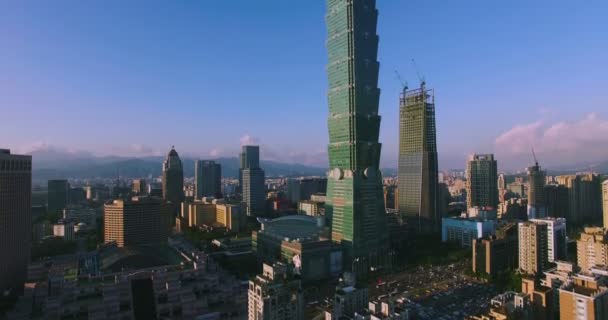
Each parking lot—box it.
[369,259,499,319]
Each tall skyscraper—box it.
[195,160,222,199]
[0,149,32,294]
[603,180,608,229]
[241,145,265,216]
[325,0,390,274]
[162,146,184,213]
[48,179,69,215]
[398,82,439,233]
[466,154,498,210]
[527,161,546,218]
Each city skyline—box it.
[2,1,608,171]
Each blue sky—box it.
[1,0,607,170]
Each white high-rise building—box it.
[530,218,567,262]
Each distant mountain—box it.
[30,151,329,182]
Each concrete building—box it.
[519,221,549,275]
[604,180,608,229]
[543,261,576,316]
[555,173,602,225]
[530,218,567,263]
[104,197,171,248]
[325,274,369,320]
[467,206,497,220]
[195,160,222,199]
[472,223,518,277]
[383,185,398,210]
[577,227,608,274]
[544,183,569,218]
[252,215,340,281]
[131,179,147,196]
[6,247,247,319]
[52,220,75,241]
[466,154,498,210]
[298,200,325,217]
[180,201,242,232]
[48,179,69,215]
[248,262,304,320]
[0,149,32,295]
[162,146,184,214]
[559,274,608,320]
[441,217,496,247]
[325,0,390,274]
[241,146,266,216]
[287,177,327,204]
[467,291,534,320]
[527,161,547,218]
[397,82,439,234]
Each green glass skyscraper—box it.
[325,0,389,274]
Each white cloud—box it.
[240,134,259,146]
[209,148,222,157]
[495,113,608,168]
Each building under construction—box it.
[398,82,440,234]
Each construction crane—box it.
[531,147,539,167]
[394,70,408,96]
[411,59,425,87]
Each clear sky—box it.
[1,0,607,170]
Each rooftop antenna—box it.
[411,59,425,87]
[394,70,408,96]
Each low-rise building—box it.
[248,262,304,320]
[472,223,518,277]
[559,273,608,320]
[252,215,341,282]
[442,217,496,247]
[298,200,325,216]
[52,220,75,241]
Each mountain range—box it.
[26,149,607,183]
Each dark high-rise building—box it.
[195,160,222,199]
[287,178,327,204]
[162,146,184,214]
[466,154,498,210]
[325,0,390,274]
[398,82,439,232]
[241,145,265,216]
[555,174,602,225]
[527,161,547,218]
[544,184,569,218]
[0,149,32,294]
[239,145,260,194]
[48,179,69,215]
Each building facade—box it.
[519,221,549,275]
[559,274,608,320]
[555,174,602,225]
[530,218,567,263]
[162,146,184,213]
[0,149,32,295]
[48,179,69,215]
[104,197,171,248]
[325,0,390,274]
[472,223,518,277]
[397,82,439,233]
[241,146,265,216]
[441,217,496,247]
[248,262,304,320]
[195,160,222,199]
[602,180,608,230]
[287,178,327,205]
[466,154,498,210]
[527,162,547,218]
[577,227,608,274]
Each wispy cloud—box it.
[495,113,608,168]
